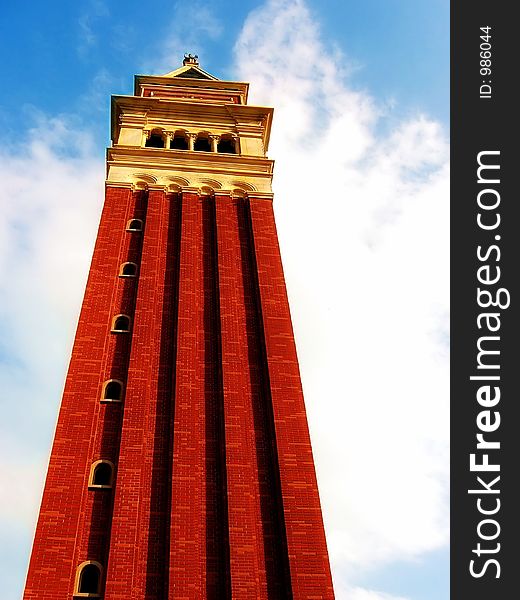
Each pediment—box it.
[162,64,219,80]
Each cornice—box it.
[111,95,273,146]
[106,181,275,199]
[118,113,147,128]
[105,181,134,190]
[246,191,274,201]
[133,75,250,101]
[106,146,274,177]
[112,96,272,123]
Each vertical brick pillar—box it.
[214,192,266,599]
[168,191,228,598]
[168,190,207,597]
[23,186,137,600]
[104,189,180,600]
[248,195,335,600]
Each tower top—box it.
[110,60,274,190]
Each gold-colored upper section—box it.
[107,57,274,195]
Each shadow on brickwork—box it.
[238,198,293,599]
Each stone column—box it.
[187,133,197,151]
[209,134,220,153]
[164,131,173,149]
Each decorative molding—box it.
[133,75,249,102]
[106,140,274,194]
[111,95,271,154]
[200,186,215,196]
[167,175,191,186]
[107,146,274,173]
[132,173,157,183]
[200,178,222,189]
[181,186,201,195]
[231,180,257,191]
[147,184,171,192]
[246,191,274,202]
[105,182,134,190]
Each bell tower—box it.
[24,56,335,600]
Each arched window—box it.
[111,314,131,333]
[194,133,211,152]
[75,561,102,597]
[119,262,138,277]
[171,130,189,150]
[217,134,237,154]
[126,219,143,232]
[101,379,123,402]
[89,460,114,488]
[145,130,165,148]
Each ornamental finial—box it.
[183,53,199,66]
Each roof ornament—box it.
[183,53,199,66]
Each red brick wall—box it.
[24,187,147,599]
[167,192,228,598]
[25,187,335,600]
[249,195,335,599]
[104,189,181,600]
[215,193,293,598]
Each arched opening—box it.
[217,135,237,154]
[194,133,211,152]
[171,130,189,150]
[119,262,138,277]
[145,130,165,148]
[111,314,131,333]
[75,562,102,596]
[90,460,114,487]
[126,219,143,231]
[101,380,123,402]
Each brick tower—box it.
[24,55,335,600]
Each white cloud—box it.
[0,114,103,535]
[343,587,410,600]
[234,0,449,587]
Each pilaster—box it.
[248,196,335,599]
[104,190,179,600]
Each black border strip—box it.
[451,3,518,597]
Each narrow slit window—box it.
[101,380,123,402]
[126,219,143,232]
[75,562,102,597]
[111,314,131,333]
[89,460,114,488]
[119,262,138,277]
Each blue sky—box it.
[0,0,448,144]
[0,1,449,599]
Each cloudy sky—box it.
[0,1,449,598]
